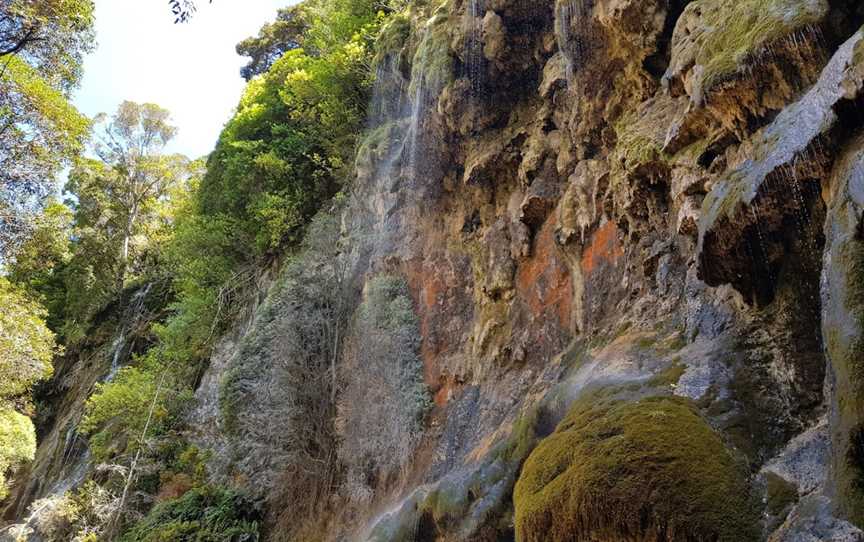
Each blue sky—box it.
[74,0,289,159]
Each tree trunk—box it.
[118,203,137,287]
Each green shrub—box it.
[0,408,37,500]
[81,367,194,463]
[514,392,758,542]
[120,486,260,542]
[0,277,55,399]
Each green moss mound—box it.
[513,394,757,542]
[120,486,260,542]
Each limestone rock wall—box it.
[198,0,864,539]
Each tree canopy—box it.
[58,101,189,339]
[0,0,93,258]
[236,5,310,81]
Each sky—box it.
[73,0,289,160]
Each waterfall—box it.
[555,0,593,80]
[403,14,451,182]
[368,54,407,130]
[463,0,485,95]
[358,11,452,232]
[104,282,153,382]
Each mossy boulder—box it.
[513,393,758,542]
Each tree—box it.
[88,101,187,282]
[0,0,93,258]
[236,5,309,81]
[0,0,95,87]
[6,199,73,330]
[57,102,188,338]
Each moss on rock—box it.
[647,359,687,388]
[408,10,455,98]
[689,0,827,92]
[513,393,758,542]
[765,471,798,517]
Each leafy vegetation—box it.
[0,224,57,506]
[236,5,309,80]
[13,480,120,541]
[0,0,93,256]
[0,408,37,500]
[0,277,55,400]
[80,367,193,463]
[1,0,417,537]
[60,102,190,340]
[119,485,260,542]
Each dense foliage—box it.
[0,276,54,495]
[0,0,93,256]
[80,367,193,463]
[236,5,308,81]
[59,102,190,340]
[119,486,260,542]
[0,277,55,399]
[0,408,37,500]
[2,0,414,538]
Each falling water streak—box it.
[104,282,154,383]
[464,0,485,95]
[406,80,426,181]
[369,56,407,128]
[555,1,574,80]
[781,164,808,237]
[59,424,80,472]
[555,0,592,82]
[789,160,822,272]
[750,202,776,288]
[48,450,91,497]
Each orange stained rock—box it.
[404,258,453,394]
[516,216,573,331]
[581,220,623,275]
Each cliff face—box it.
[9,0,864,540]
[199,0,864,539]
